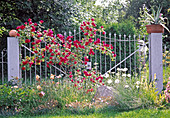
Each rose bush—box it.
[16,18,116,93]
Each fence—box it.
[0,30,170,92]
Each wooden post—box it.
[7,37,20,81]
[149,33,163,93]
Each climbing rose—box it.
[25,39,30,43]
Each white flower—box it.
[60,74,64,77]
[124,85,129,88]
[122,68,128,72]
[136,85,140,89]
[117,68,124,71]
[127,74,131,77]
[136,81,140,85]
[107,79,112,84]
[122,74,126,77]
[94,63,98,65]
[104,73,109,78]
[14,86,18,89]
[56,75,62,78]
[115,79,120,84]
[116,73,120,76]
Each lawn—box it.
[9,108,170,118]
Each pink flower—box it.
[39,91,45,98]
[89,28,93,31]
[28,18,32,22]
[69,75,73,78]
[86,26,89,30]
[101,26,104,28]
[34,23,38,26]
[91,22,96,27]
[91,18,95,21]
[80,26,84,30]
[40,20,44,24]
[31,26,35,32]
[84,56,89,61]
[84,32,89,36]
[59,62,62,65]
[49,49,53,53]
[159,13,163,18]
[86,21,90,25]
[74,84,77,87]
[71,79,74,82]
[102,31,106,35]
[17,33,20,36]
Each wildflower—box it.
[116,73,120,76]
[124,85,129,88]
[36,75,40,81]
[107,79,112,84]
[127,74,131,77]
[14,86,18,88]
[117,68,121,71]
[56,75,61,78]
[136,81,140,85]
[122,74,126,77]
[94,62,98,65]
[136,85,139,89]
[122,68,128,72]
[39,91,45,98]
[50,74,55,79]
[37,85,42,91]
[115,79,120,84]
[104,73,109,78]
[154,73,156,80]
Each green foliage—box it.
[0,0,78,33]
[103,69,167,110]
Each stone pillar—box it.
[149,33,163,93]
[7,37,20,81]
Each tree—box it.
[0,0,80,51]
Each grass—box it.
[7,108,170,118]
